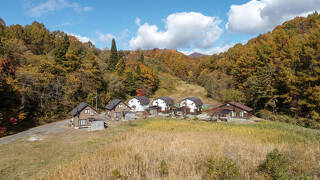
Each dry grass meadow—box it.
[2,119,314,180]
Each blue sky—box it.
[1,0,320,55]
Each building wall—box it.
[210,104,252,118]
[151,99,172,112]
[180,99,201,115]
[73,106,99,128]
[106,102,131,121]
[128,98,148,112]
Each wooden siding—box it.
[73,106,99,128]
[106,102,131,121]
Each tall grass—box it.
[34,119,320,180]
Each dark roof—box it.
[105,99,121,110]
[158,96,174,106]
[134,96,150,105]
[70,102,96,116]
[229,101,253,112]
[184,97,203,107]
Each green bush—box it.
[111,169,122,180]
[257,149,290,179]
[202,157,240,180]
[158,160,169,177]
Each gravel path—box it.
[0,119,70,146]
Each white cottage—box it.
[151,96,174,113]
[179,97,203,115]
[128,96,150,112]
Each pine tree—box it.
[108,38,118,71]
[138,52,144,63]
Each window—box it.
[190,108,194,113]
[231,111,236,117]
[119,104,123,108]
[79,119,87,126]
[85,109,90,114]
[240,111,244,117]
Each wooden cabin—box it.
[150,96,174,114]
[179,97,203,115]
[70,102,100,129]
[105,99,131,121]
[128,96,150,112]
[208,101,253,121]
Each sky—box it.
[1,0,320,55]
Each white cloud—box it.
[27,0,92,17]
[67,33,92,43]
[135,17,141,26]
[180,43,235,56]
[130,12,223,50]
[226,0,320,34]
[52,22,72,28]
[96,29,130,48]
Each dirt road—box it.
[0,120,69,146]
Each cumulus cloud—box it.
[180,43,235,56]
[130,12,223,50]
[96,29,130,48]
[135,17,141,26]
[67,33,92,43]
[27,0,92,17]
[226,0,320,34]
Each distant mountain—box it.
[189,52,206,58]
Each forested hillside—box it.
[1,12,320,135]
[0,20,158,135]
[190,13,320,128]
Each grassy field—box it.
[1,118,318,179]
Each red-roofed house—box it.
[208,102,253,121]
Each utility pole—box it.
[95,90,98,110]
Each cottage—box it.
[70,102,100,129]
[179,97,203,115]
[150,96,174,114]
[105,99,131,121]
[128,96,150,112]
[209,101,253,121]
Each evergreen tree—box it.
[138,52,144,63]
[53,33,70,66]
[107,38,118,71]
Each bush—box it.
[202,157,240,180]
[257,149,290,179]
[158,160,169,177]
[111,169,122,180]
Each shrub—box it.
[111,169,122,180]
[158,160,169,178]
[202,157,240,180]
[257,149,290,179]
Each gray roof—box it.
[105,99,121,110]
[184,97,203,107]
[70,102,92,116]
[134,96,150,105]
[158,96,174,106]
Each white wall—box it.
[151,99,167,111]
[180,99,198,112]
[128,98,148,112]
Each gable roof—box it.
[157,96,174,106]
[184,97,203,107]
[228,101,253,112]
[105,99,122,110]
[70,102,97,116]
[134,96,150,105]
